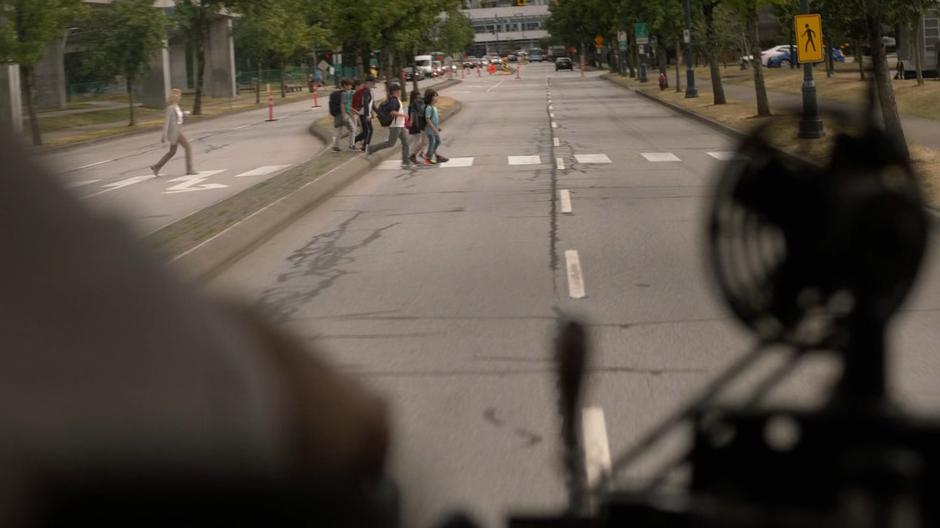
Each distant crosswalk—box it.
[376,151,747,170]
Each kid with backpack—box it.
[353,77,376,151]
[407,89,427,165]
[423,89,448,165]
[365,84,412,168]
[330,79,356,152]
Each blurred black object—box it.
[511,111,937,527]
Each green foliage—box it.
[84,0,167,84]
[435,8,474,55]
[0,0,84,66]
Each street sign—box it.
[635,22,649,45]
[594,35,604,48]
[618,30,627,43]
[683,29,691,44]
[334,53,343,65]
[317,60,329,71]
[794,13,824,64]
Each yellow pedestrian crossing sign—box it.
[794,14,824,64]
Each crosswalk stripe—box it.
[508,155,542,165]
[66,179,102,189]
[553,137,560,147]
[707,151,748,161]
[438,157,474,168]
[641,152,681,162]
[235,164,292,177]
[574,154,612,164]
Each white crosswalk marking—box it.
[707,151,748,161]
[377,160,402,170]
[235,165,291,177]
[553,137,560,147]
[560,190,573,214]
[575,154,612,164]
[82,175,154,199]
[508,155,542,165]
[438,157,474,168]
[641,152,681,162]
[565,250,586,299]
[163,170,228,194]
[556,158,565,170]
[582,407,612,487]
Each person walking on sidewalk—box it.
[366,84,412,169]
[407,88,427,165]
[330,79,356,152]
[423,89,448,165]
[353,76,377,151]
[151,89,195,176]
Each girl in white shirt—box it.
[151,88,195,176]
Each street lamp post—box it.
[798,0,823,138]
[683,0,699,98]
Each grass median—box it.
[604,72,940,207]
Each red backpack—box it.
[352,87,365,112]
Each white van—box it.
[414,55,433,77]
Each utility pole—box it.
[683,0,699,97]
[798,0,824,138]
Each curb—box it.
[163,88,463,282]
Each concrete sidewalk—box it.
[717,83,940,150]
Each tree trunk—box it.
[915,10,925,86]
[675,39,682,92]
[866,6,908,157]
[256,62,262,104]
[704,1,727,104]
[825,35,834,77]
[280,65,286,98]
[628,34,636,77]
[411,48,419,96]
[126,77,136,127]
[192,12,207,116]
[748,5,771,116]
[855,39,866,80]
[22,66,42,146]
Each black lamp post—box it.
[798,0,823,138]
[683,0,698,97]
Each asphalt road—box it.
[211,63,940,527]
[39,78,449,236]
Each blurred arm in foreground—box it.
[0,134,389,525]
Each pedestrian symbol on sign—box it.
[794,13,824,64]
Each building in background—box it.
[460,0,550,57]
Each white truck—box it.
[414,55,434,77]
[897,9,939,79]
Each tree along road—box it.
[211,64,940,527]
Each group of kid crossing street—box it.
[330,78,447,170]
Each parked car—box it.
[463,56,478,68]
[760,45,793,66]
[555,57,573,71]
[766,48,846,68]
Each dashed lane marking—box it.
[553,137,560,147]
[565,250,586,299]
[551,121,557,129]
[76,159,114,170]
[574,154,612,164]
[556,158,565,170]
[560,189,573,214]
[235,165,292,177]
[486,79,506,93]
[641,152,681,162]
[583,407,612,487]
[508,155,542,166]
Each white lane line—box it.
[556,157,565,170]
[564,250,586,299]
[553,137,560,147]
[551,121,557,129]
[486,79,506,93]
[235,164,292,177]
[548,104,553,111]
[508,155,542,165]
[574,154,612,164]
[65,179,102,189]
[560,189,573,214]
[550,112,555,118]
[642,152,681,162]
[232,124,251,130]
[582,407,612,487]
[82,175,154,199]
[438,156,474,168]
[76,159,114,170]
[707,151,748,161]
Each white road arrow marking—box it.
[82,175,154,199]
[163,170,228,194]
